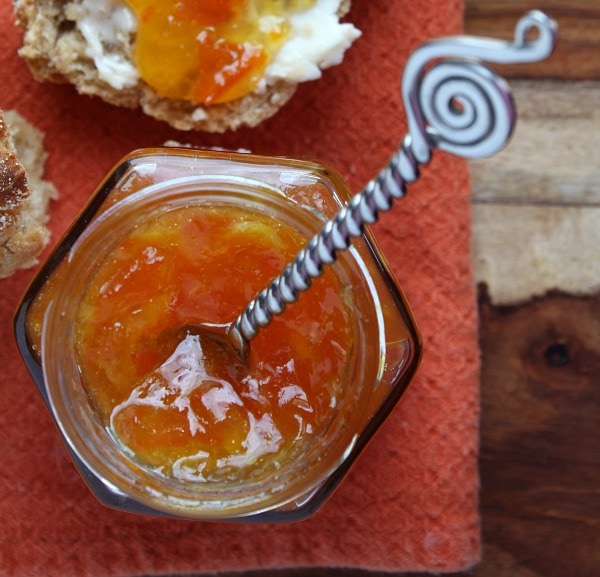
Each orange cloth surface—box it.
[0,1,480,575]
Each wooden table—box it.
[464,2,600,575]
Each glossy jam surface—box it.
[124,0,313,105]
[72,202,354,482]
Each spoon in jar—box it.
[172,10,558,365]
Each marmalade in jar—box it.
[73,201,354,482]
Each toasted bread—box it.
[14,0,358,133]
[0,109,57,278]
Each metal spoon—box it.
[178,11,557,364]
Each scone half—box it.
[14,0,359,133]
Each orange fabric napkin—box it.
[0,1,480,575]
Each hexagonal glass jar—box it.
[14,148,421,522]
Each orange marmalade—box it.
[124,0,314,104]
[71,202,353,482]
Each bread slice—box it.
[14,0,357,133]
[0,110,57,278]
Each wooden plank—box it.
[470,79,600,304]
[475,290,600,577]
[472,204,600,304]
[465,0,600,79]
[470,80,600,206]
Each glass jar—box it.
[14,148,421,521]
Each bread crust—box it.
[13,0,304,133]
[0,109,56,278]
[0,112,29,239]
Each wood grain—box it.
[465,0,600,79]
[472,203,600,304]
[470,81,600,206]
[474,289,600,577]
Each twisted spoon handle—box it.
[233,10,558,345]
